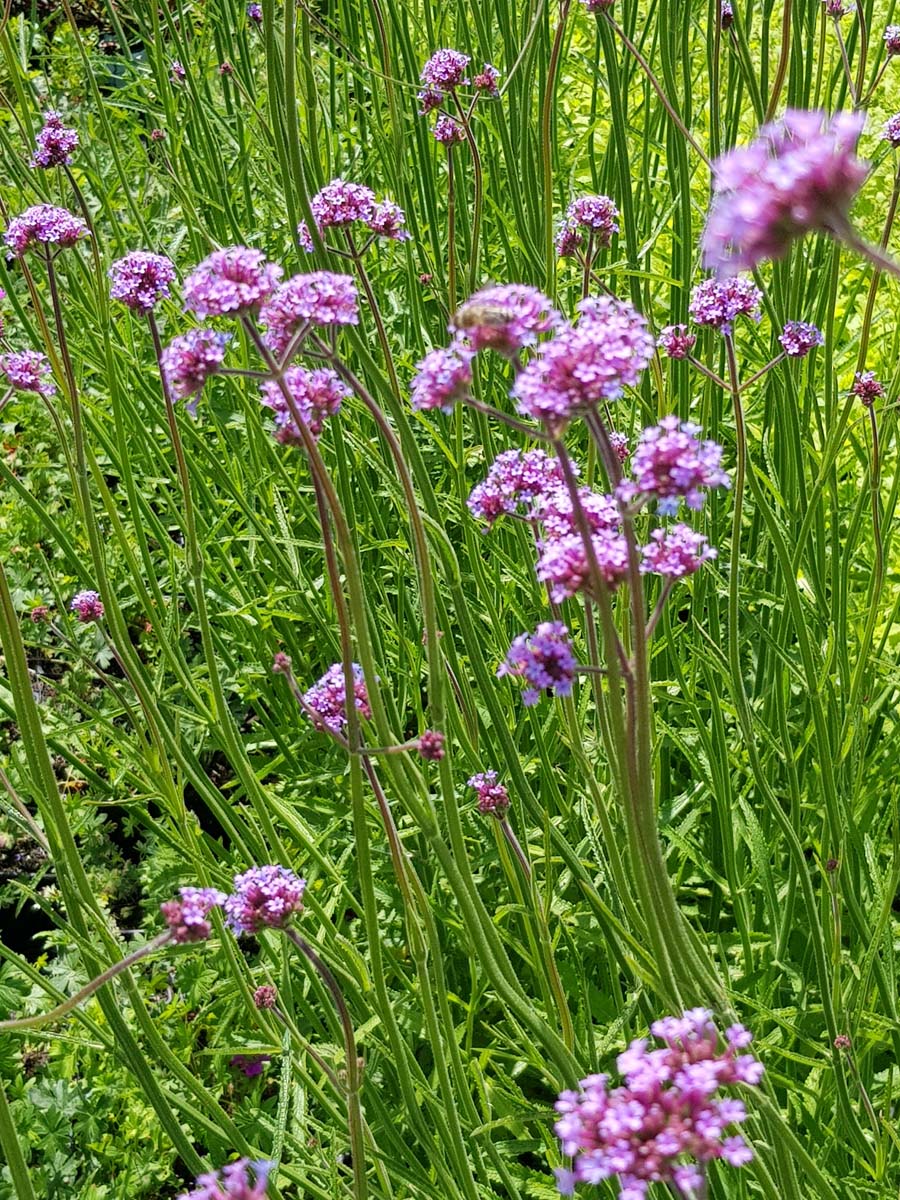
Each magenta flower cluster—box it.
[513,296,654,429]
[779,320,824,357]
[224,865,306,936]
[623,417,730,513]
[418,49,498,140]
[70,590,104,622]
[883,113,900,147]
[303,662,372,732]
[554,1009,763,1199]
[109,251,177,313]
[703,108,868,274]
[498,621,577,706]
[853,370,885,404]
[297,178,410,251]
[259,366,348,445]
[0,350,56,396]
[886,24,900,53]
[640,525,717,578]
[468,771,510,816]
[420,48,471,90]
[451,284,561,356]
[555,195,619,257]
[657,324,696,359]
[688,276,762,333]
[161,328,230,408]
[5,204,88,256]
[467,449,566,527]
[410,344,473,412]
[182,247,282,319]
[247,2,262,23]
[178,1159,272,1200]
[160,886,227,944]
[260,272,359,358]
[30,111,79,169]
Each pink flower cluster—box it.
[779,320,823,357]
[688,277,762,333]
[70,590,104,622]
[178,1159,272,1200]
[468,771,510,815]
[466,449,566,527]
[259,366,348,445]
[853,370,885,405]
[182,247,282,319]
[657,324,696,359]
[420,48,471,90]
[883,113,900,147]
[297,179,410,251]
[161,328,230,409]
[410,343,473,412]
[303,662,372,732]
[623,416,730,513]
[554,1009,763,1199]
[0,350,56,396]
[555,195,619,257]
[260,272,359,358]
[498,621,577,706]
[224,865,306,935]
[703,108,868,274]
[30,111,79,169]
[640,525,717,578]
[886,24,900,54]
[160,886,227,944]
[513,296,654,429]
[451,284,561,356]
[109,251,177,313]
[5,204,88,256]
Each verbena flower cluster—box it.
[418,48,499,140]
[259,272,359,358]
[70,590,104,622]
[498,621,577,706]
[109,251,177,313]
[410,344,473,412]
[703,109,868,274]
[297,178,411,250]
[555,194,619,257]
[182,247,282,319]
[779,320,824,357]
[688,277,762,333]
[224,866,307,935]
[303,662,372,731]
[259,366,348,444]
[468,771,510,815]
[657,324,696,359]
[467,449,566,527]
[160,886,227,944]
[622,417,730,513]
[161,329,230,408]
[30,110,79,169]
[853,370,885,404]
[554,1009,763,1198]
[0,350,56,396]
[5,204,88,255]
[178,1159,272,1200]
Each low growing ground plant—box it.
[0,1,899,1198]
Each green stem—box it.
[542,0,571,291]
[0,1076,36,1200]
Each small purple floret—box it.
[109,251,177,313]
[420,48,471,90]
[498,621,577,706]
[30,111,79,169]
[303,662,372,732]
[410,343,473,412]
[177,1158,272,1200]
[657,324,696,359]
[161,328,230,408]
[468,771,510,816]
[70,590,104,623]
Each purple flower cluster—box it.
[0,350,56,396]
[853,370,885,405]
[883,113,900,147]
[161,328,230,408]
[688,277,762,334]
[224,865,306,935]
[171,60,186,84]
[5,204,88,256]
[467,449,566,527]
[70,590,104,622]
[420,48,471,91]
[779,320,824,357]
[721,0,734,28]
[657,324,696,359]
[433,114,466,144]
[498,621,577,706]
[703,109,868,274]
[623,416,730,513]
[297,179,410,251]
[30,111,79,169]
[824,0,849,17]
[418,730,446,761]
[410,343,473,412]
[160,886,227,944]
[260,272,359,358]
[555,195,619,257]
[254,985,277,1009]
[178,1159,272,1200]
[259,366,348,445]
[641,525,717,578]
[554,1009,763,1199]
[885,24,900,53]
[230,1054,270,1078]
[303,662,372,732]
[468,771,510,816]
[247,2,263,23]
[537,530,628,600]
[472,63,501,95]
[451,284,560,356]
[532,485,620,539]
[108,251,177,313]
[513,297,654,430]
[182,247,282,319]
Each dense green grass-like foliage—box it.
[1,1,900,1197]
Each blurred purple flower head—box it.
[160,886,226,944]
[30,111,79,169]
[5,204,88,256]
[852,370,885,405]
[824,0,850,16]
[0,350,56,396]
[260,272,359,358]
[418,730,446,761]
[532,485,620,540]
[70,590,104,623]
[885,24,900,53]
[224,865,306,935]
[171,60,186,83]
[779,320,824,357]
[259,366,348,445]
[513,296,654,430]
[883,113,900,146]
[161,328,230,410]
[420,48,471,90]
[467,448,567,527]
[417,86,444,115]
[229,1054,270,1078]
[303,662,372,732]
[433,114,465,144]
[641,524,717,578]
[451,284,560,356]
[29,605,50,624]
[609,431,630,462]
[498,621,577,706]
[581,0,615,10]
[109,251,177,313]
[253,985,277,1009]
[410,343,473,412]
[219,61,234,76]
[657,323,696,359]
[703,109,868,274]
[247,2,263,23]
[621,416,730,512]
[473,63,501,95]
[537,530,629,600]
[554,1009,763,1199]
[468,771,510,816]
[720,0,734,28]
[150,127,166,141]
[182,247,282,319]
[178,1159,272,1200]
[368,199,412,240]
[689,276,762,333]
[555,195,619,257]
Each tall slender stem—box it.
[542,0,571,289]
